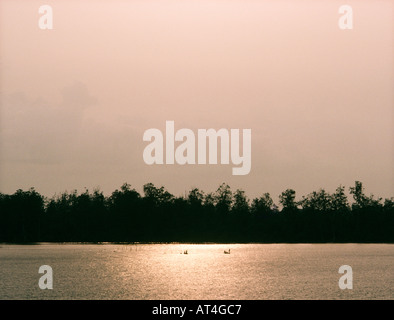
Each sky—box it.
[0,0,393,202]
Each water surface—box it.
[0,243,393,299]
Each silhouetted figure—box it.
[184,250,188,254]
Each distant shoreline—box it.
[1,181,393,243]
[1,241,394,245]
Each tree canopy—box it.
[0,181,393,243]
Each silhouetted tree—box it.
[0,188,44,242]
[232,189,249,214]
[187,188,204,207]
[300,189,333,212]
[332,185,350,212]
[251,193,274,215]
[215,183,233,214]
[279,189,297,211]
[349,181,382,210]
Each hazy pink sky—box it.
[1,0,393,201]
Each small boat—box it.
[184,250,188,254]
[224,249,230,254]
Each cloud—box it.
[60,82,98,110]
[0,82,98,164]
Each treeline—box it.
[0,181,393,243]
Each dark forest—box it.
[0,181,393,243]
